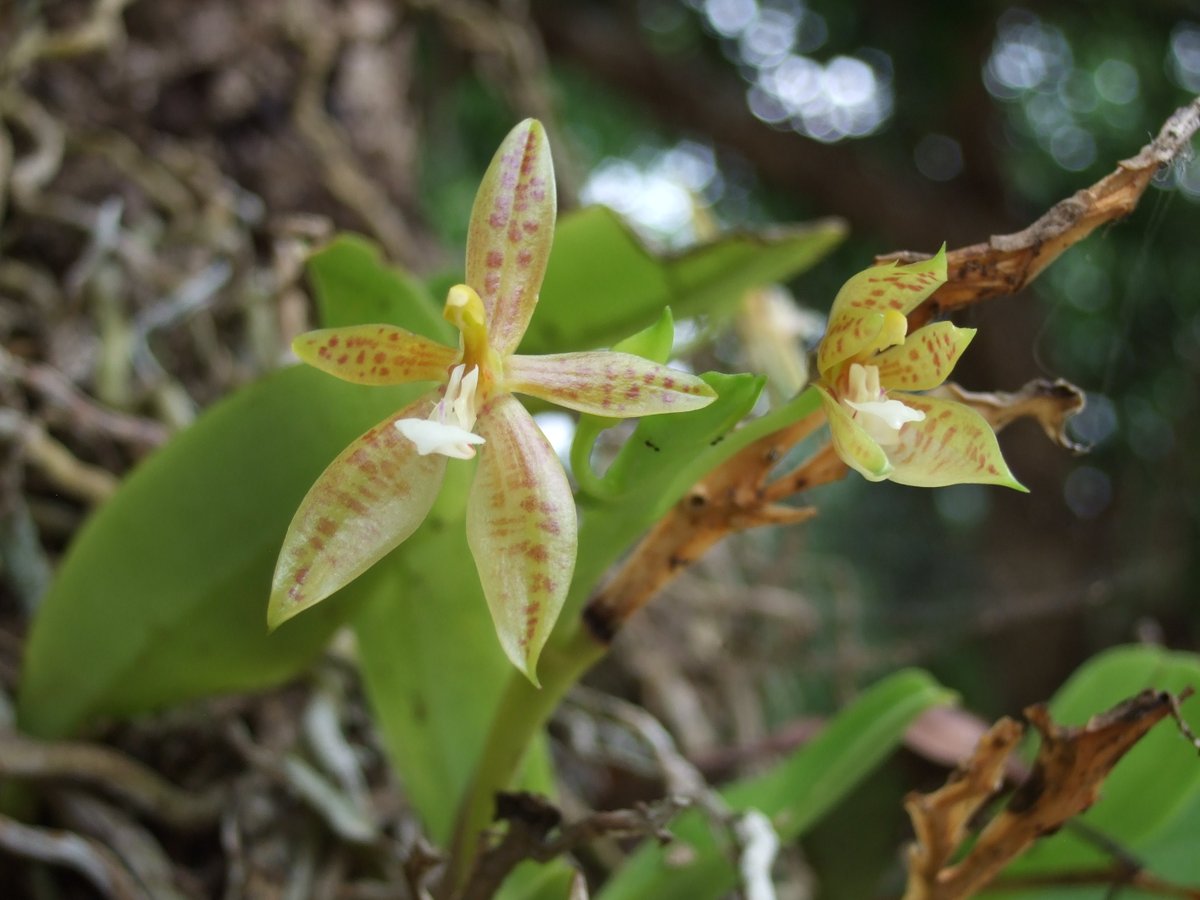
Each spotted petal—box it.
[269,394,447,628]
[874,323,975,392]
[467,394,576,684]
[465,119,556,356]
[817,248,947,375]
[506,351,716,417]
[886,394,1027,490]
[816,385,892,482]
[293,325,457,385]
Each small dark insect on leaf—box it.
[644,439,661,452]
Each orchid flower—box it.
[268,120,716,681]
[815,248,1025,490]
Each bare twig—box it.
[225,720,379,846]
[409,0,577,204]
[583,410,829,642]
[574,96,1196,647]
[52,789,202,900]
[0,732,225,831]
[2,0,135,74]
[892,94,1200,327]
[0,810,146,900]
[458,793,687,900]
[287,0,425,266]
[931,379,1087,453]
[24,423,119,504]
[1169,687,1200,755]
[0,347,170,452]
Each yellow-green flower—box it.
[815,249,1025,490]
[268,120,716,681]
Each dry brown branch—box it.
[584,410,829,641]
[931,379,1087,453]
[904,689,1195,900]
[892,94,1200,327]
[904,717,1025,897]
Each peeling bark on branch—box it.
[888,95,1200,327]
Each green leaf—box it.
[18,367,422,738]
[597,669,954,900]
[351,462,554,843]
[560,383,827,633]
[307,234,451,340]
[500,860,581,900]
[1129,791,1200,889]
[557,372,765,627]
[612,307,675,362]
[994,645,1200,890]
[523,206,845,353]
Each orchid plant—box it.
[17,89,1198,900]
[814,248,1024,490]
[267,120,716,680]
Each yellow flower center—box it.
[444,283,502,402]
[395,363,486,459]
[867,308,909,355]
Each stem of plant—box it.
[445,619,606,893]
[445,390,831,893]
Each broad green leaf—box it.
[523,205,845,353]
[597,669,954,900]
[19,236,440,738]
[501,860,581,900]
[18,367,423,738]
[1127,791,1200,890]
[307,234,451,340]
[351,462,555,843]
[991,645,1200,892]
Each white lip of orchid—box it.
[841,362,925,448]
[395,364,486,459]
